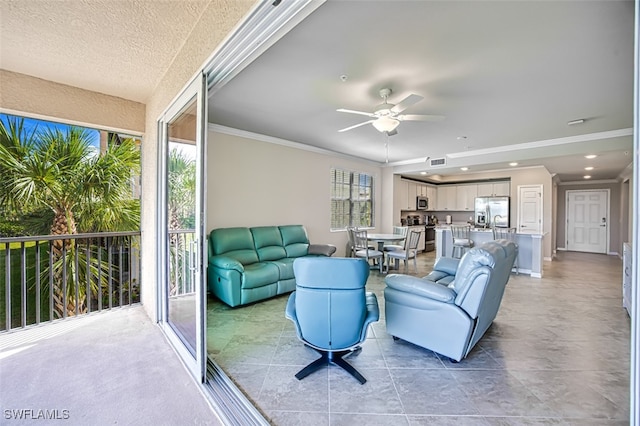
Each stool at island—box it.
[493,227,518,274]
[450,225,474,259]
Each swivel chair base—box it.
[295,347,366,384]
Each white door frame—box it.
[565,189,610,254]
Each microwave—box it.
[416,196,429,210]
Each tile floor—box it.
[206,251,630,425]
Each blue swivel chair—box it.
[285,257,379,384]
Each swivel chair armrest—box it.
[385,274,456,303]
[308,244,337,257]
[209,255,245,273]
[432,257,460,276]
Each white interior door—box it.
[157,73,207,380]
[566,190,608,253]
[518,185,543,234]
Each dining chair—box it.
[383,226,408,252]
[450,225,474,259]
[352,229,385,273]
[493,227,518,274]
[386,230,422,273]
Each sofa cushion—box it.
[251,226,287,261]
[210,227,259,265]
[242,262,280,289]
[279,225,310,257]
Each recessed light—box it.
[460,167,469,171]
[584,166,594,171]
[584,175,591,179]
[509,162,518,166]
[585,154,597,159]
[420,171,427,175]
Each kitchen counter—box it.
[435,228,546,278]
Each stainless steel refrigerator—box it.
[474,196,510,228]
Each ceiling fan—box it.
[337,88,445,135]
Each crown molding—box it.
[208,123,381,167]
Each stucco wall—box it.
[140,1,256,319]
[0,70,145,133]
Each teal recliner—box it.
[208,225,336,307]
[384,240,517,362]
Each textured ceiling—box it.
[0,0,634,182]
[0,0,210,103]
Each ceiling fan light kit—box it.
[337,88,445,133]
[372,116,400,132]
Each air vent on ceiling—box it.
[429,157,446,167]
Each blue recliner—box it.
[285,257,379,384]
[384,240,517,362]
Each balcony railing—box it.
[0,231,141,332]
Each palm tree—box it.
[0,116,140,316]
[167,146,196,296]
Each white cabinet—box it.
[406,181,417,210]
[493,182,510,196]
[437,185,457,210]
[456,184,477,211]
[397,180,409,210]
[477,182,510,197]
[426,185,437,210]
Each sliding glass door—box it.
[158,73,207,379]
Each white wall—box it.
[206,129,383,256]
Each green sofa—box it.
[207,225,336,307]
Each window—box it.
[330,167,374,230]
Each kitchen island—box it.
[435,226,545,278]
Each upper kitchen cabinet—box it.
[477,182,510,197]
[456,184,477,211]
[396,178,419,211]
[426,185,437,209]
[436,185,457,210]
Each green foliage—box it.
[0,115,140,235]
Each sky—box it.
[0,113,100,148]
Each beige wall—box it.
[207,129,383,256]
[0,70,145,133]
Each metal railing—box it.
[168,229,196,297]
[0,231,141,332]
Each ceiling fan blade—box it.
[390,94,424,114]
[338,120,375,132]
[397,114,446,122]
[336,108,375,117]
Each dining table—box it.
[366,233,406,251]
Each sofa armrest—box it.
[432,257,460,276]
[209,255,244,273]
[384,274,456,303]
[308,244,337,257]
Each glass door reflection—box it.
[166,100,198,353]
